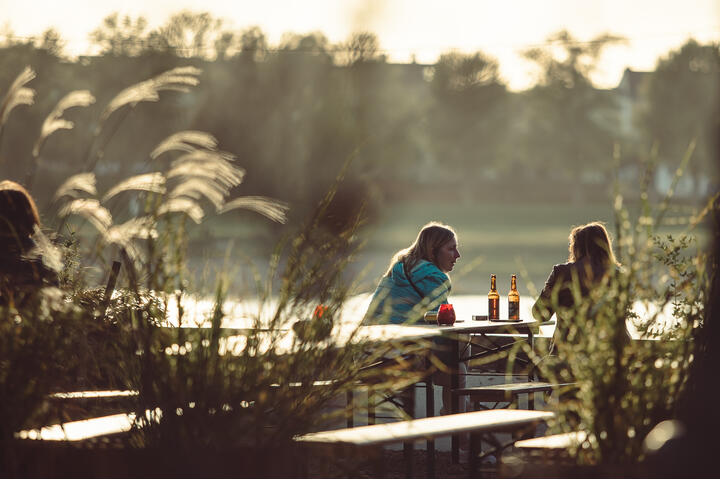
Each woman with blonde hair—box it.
[364,221,465,414]
[532,221,621,331]
[364,221,460,324]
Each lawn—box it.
[184,199,707,298]
[353,201,616,295]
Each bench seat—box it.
[514,430,587,450]
[295,408,554,477]
[454,381,575,408]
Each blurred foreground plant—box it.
[125,164,429,455]
[522,144,716,466]
[0,65,430,474]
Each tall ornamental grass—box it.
[522,144,716,466]
[0,66,430,474]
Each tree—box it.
[238,26,268,63]
[278,31,333,62]
[432,51,502,94]
[89,13,149,56]
[148,10,222,59]
[213,26,269,62]
[426,50,509,188]
[520,30,625,189]
[37,28,65,58]
[337,32,383,66]
[641,40,720,194]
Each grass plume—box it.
[102,172,166,203]
[33,90,95,157]
[53,172,97,201]
[150,130,219,159]
[0,66,35,127]
[219,196,289,224]
[98,67,201,125]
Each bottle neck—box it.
[511,276,517,291]
[490,276,496,291]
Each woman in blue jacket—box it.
[364,221,460,324]
[364,221,465,414]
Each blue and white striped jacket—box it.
[363,259,451,324]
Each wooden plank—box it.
[455,381,552,395]
[455,382,574,397]
[514,431,587,449]
[295,409,554,447]
[16,413,135,441]
[435,319,540,335]
[49,390,138,399]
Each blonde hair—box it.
[385,221,457,276]
[568,221,619,267]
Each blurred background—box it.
[0,0,717,297]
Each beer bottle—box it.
[508,274,520,320]
[488,274,500,320]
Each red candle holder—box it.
[437,304,456,326]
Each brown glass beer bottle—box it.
[508,274,520,320]
[488,274,500,320]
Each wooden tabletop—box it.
[295,409,554,447]
[425,318,541,335]
[159,320,542,356]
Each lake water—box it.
[164,293,678,340]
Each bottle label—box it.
[509,301,519,320]
[488,298,499,320]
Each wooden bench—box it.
[454,381,575,410]
[514,430,587,450]
[16,412,136,441]
[510,431,588,471]
[294,408,554,478]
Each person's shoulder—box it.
[413,260,448,280]
[548,262,576,280]
[552,262,573,273]
[413,259,440,273]
[388,261,405,279]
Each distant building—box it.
[614,67,651,140]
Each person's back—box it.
[532,222,622,346]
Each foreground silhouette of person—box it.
[0,180,59,306]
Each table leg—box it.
[346,390,354,428]
[451,338,460,464]
[527,330,535,381]
[404,441,414,478]
[371,445,385,477]
[469,432,479,478]
[425,359,435,478]
[403,386,415,477]
[368,388,375,425]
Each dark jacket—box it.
[532,258,629,345]
[0,237,60,306]
[532,260,608,319]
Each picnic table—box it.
[18,320,544,462]
[422,318,542,461]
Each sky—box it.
[2,0,719,90]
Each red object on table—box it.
[437,304,456,325]
[313,304,327,318]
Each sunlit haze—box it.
[3,0,719,90]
